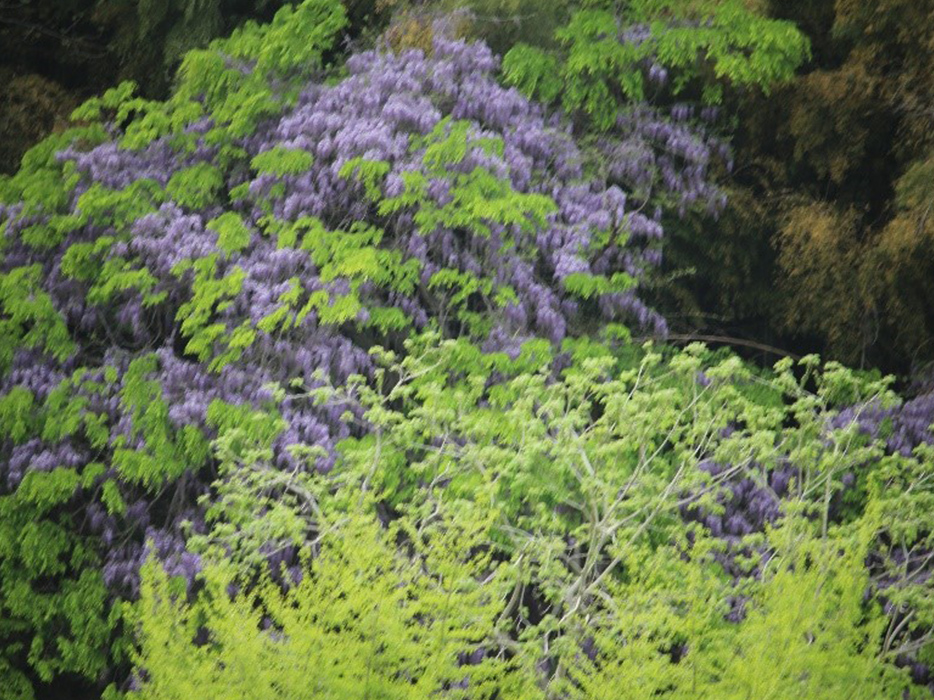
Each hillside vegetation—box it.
[1,1,932,697]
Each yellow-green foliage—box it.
[570,523,909,699]
[131,515,917,698]
[130,482,525,698]
[126,334,930,698]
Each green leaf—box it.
[251,146,314,177]
[0,387,35,443]
[502,44,563,103]
[338,157,390,200]
[166,163,224,209]
[207,212,253,254]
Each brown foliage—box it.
[712,0,934,372]
[385,10,440,54]
[787,60,878,185]
[776,202,878,364]
[0,71,77,175]
[875,154,934,363]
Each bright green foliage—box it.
[70,0,347,151]
[4,2,934,695]
[570,520,908,698]
[563,271,635,299]
[503,0,809,128]
[221,0,348,75]
[630,0,809,86]
[391,119,557,238]
[0,265,75,373]
[0,387,34,444]
[126,333,930,697]
[339,157,391,200]
[166,163,225,210]
[173,255,247,367]
[129,464,523,698]
[337,336,752,528]
[0,126,105,217]
[113,354,211,488]
[255,216,420,332]
[173,0,347,141]
[64,245,166,310]
[0,458,118,695]
[499,44,563,103]
[76,178,166,231]
[0,552,116,691]
[301,221,418,292]
[191,399,300,569]
[207,212,253,255]
[250,146,315,177]
[711,530,893,697]
[42,371,111,448]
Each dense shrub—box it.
[0,0,932,697]
[130,337,932,697]
[0,0,677,691]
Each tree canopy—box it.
[1,1,933,698]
